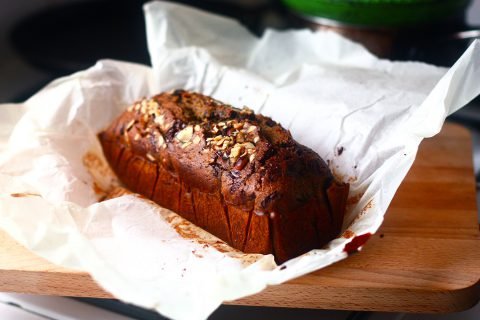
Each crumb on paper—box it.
[103,186,134,200]
[330,166,346,183]
[82,151,120,199]
[10,193,41,198]
[337,146,344,156]
[191,250,204,258]
[93,182,104,196]
[347,176,358,183]
[360,199,374,215]
[326,159,354,184]
[349,199,375,227]
[342,229,355,239]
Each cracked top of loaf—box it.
[100,89,334,217]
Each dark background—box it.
[0,0,479,103]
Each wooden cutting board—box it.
[0,122,479,313]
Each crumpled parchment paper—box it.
[1,2,480,319]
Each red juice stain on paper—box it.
[343,233,372,254]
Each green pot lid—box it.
[282,0,470,28]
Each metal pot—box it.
[282,0,477,62]
[282,0,471,28]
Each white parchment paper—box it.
[1,2,480,319]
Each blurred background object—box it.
[1,0,479,103]
[282,0,471,28]
[2,0,480,104]
[283,0,479,62]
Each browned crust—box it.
[98,90,348,263]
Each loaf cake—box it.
[98,90,349,263]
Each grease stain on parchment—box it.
[10,192,41,198]
[82,151,120,199]
[102,184,263,266]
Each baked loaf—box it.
[99,90,349,263]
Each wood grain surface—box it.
[0,122,479,313]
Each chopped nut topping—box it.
[229,144,243,160]
[241,107,253,114]
[146,153,155,162]
[147,99,158,110]
[158,135,165,146]
[128,98,168,130]
[239,133,247,143]
[140,100,147,114]
[175,125,193,143]
[244,142,255,150]
[233,122,243,130]
[210,136,233,151]
[193,136,201,144]
[134,133,140,141]
[181,142,192,149]
[203,118,261,170]
[194,124,201,132]
[154,115,165,128]
[125,119,135,132]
